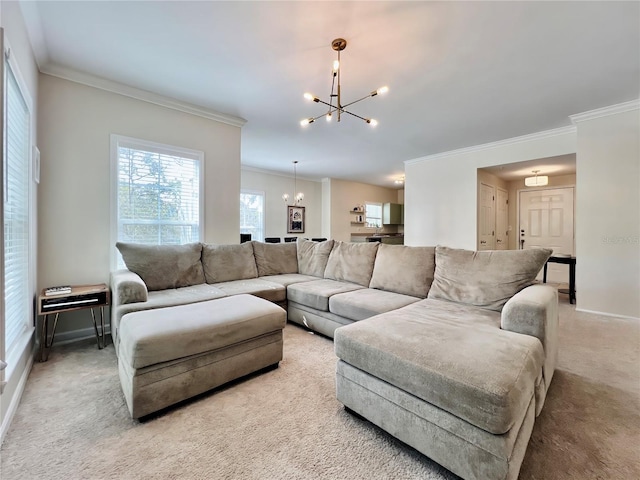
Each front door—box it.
[519,187,575,282]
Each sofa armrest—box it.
[111,269,148,305]
[501,284,559,394]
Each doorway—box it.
[519,187,575,282]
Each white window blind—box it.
[115,138,202,250]
[240,191,264,242]
[365,202,382,228]
[4,60,31,351]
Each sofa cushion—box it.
[258,273,319,287]
[202,243,258,284]
[427,246,552,311]
[329,288,420,321]
[211,279,286,303]
[369,244,435,298]
[116,242,205,291]
[297,238,334,277]
[252,242,298,277]
[287,279,365,312]
[324,241,379,287]
[334,298,544,435]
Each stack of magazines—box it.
[44,285,72,296]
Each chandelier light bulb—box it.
[282,193,290,202]
[333,60,340,72]
[326,113,332,122]
[367,119,379,126]
[303,92,314,101]
[377,86,389,95]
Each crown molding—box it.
[241,165,321,183]
[40,64,247,128]
[569,99,640,124]
[404,125,577,165]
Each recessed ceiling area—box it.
[482,154,576,182]
[19,1,639,187]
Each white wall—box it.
[328,178,400,242]
[405,128,577,248]
[405,105,640,319]
[37,74,242,332]
[241,168,322,240]
[574,108,639,318]
[0,0,39,440]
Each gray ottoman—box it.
[117,294,286,418]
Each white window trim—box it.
[240,189,265,242]
[109,134,205,270]
[2,37,36,384]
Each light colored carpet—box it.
[1,299,639,480]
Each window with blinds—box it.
[4,57,31,352]
[112,136,203,264]
[240,190,265,242]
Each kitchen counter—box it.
[366,235,404,245]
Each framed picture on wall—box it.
[287,206,305,234]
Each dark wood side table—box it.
[543,256,576,304]
[38,284,110,362]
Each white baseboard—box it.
[0,354,34,445]
[575,308,639,321]
[52,325,111,347]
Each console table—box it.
[543,256,576,304]
[38,284,110,362]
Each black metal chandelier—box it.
[300,38,388,127]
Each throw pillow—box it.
[202,242,258,284]
[427,246,552,311]
[116,242,205,291]
[252,241,298,277]
[324,241,379,287]
[296,238,334,277]
[369,244,436,298]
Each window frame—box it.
[110,134,205,270]
[240,189,265,242]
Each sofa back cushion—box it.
[324,241,379,287]
[297,238,334,277]
[252,241,298,277]
[427,246,552,311]
[202,243,258,284]
[369,244,435,298]
[116,242,205,291]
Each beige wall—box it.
[241,168,322,240]
[37,75,241,333]
[574,109,639,318]
[0,0,39,439]
[327,178,400,242]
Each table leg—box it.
[39,312,60,362]
[90,307,106,349]
[569,261,576,304]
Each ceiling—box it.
[482,154,576,181]
[19,1,640,187]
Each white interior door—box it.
[478,183,495,250]
[519,187,575,282]
[495,188,508,250]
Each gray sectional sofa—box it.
[111,238,557,480]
